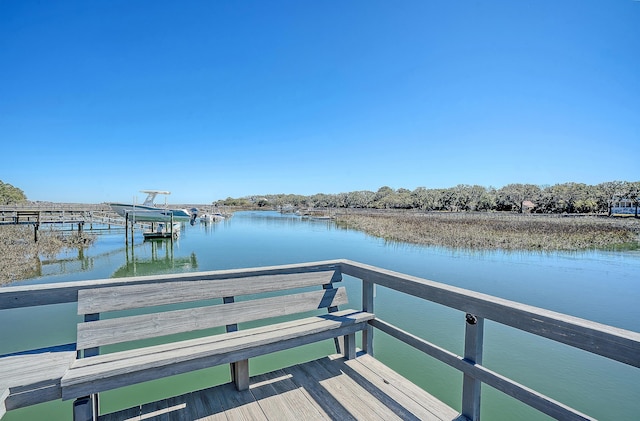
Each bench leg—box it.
[343,333,356,360]
[233,359,250,391]
[73,395,98,421]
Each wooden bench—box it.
[60,268,374,421]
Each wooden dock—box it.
[0,204,152,242]
[1,260,639,421]
[100,353,462,421]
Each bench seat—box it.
[0,349,76,417]
[61,309,374,400]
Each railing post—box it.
[462,313,484,421]
[362,280,375,356]
[223,296,250,390]
[76,313,100,421]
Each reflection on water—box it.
[39,246,95,277]
[113,238,198,278]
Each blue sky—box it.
[1,1,638,204]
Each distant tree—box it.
[476,187,497,211]
[450,184,488,211]
[497,184,541,212]
[0,181,27,205]
[345,190,375,208]
[594,181,624,213]
[309,193,332,208]
[411,187,429,210]
[220,197,252,207]
[538,183,591,213]
[394,188,413,209]
[372,186,394,209]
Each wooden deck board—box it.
[98,354,464,421]
[253,369,326,421]
[298,358,395,421]
[343,354,464,421]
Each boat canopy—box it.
[140,190,171,206]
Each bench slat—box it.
[73,309,359,366]
[78,270,340,315]
[77,287,349,349]
[63,310,374,399]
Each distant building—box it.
[521,200,536,213]
[609,198,638,217]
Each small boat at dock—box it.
[143,221,180,239]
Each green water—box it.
[2,211,639,420]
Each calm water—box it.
[2,211,639,420]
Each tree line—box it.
[219,181,640,214]
[0,180,27,205]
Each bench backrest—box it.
[75,269,345,355]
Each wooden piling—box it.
[34,211,41,242]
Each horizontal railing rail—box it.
[340,260,640,368]
[0,260,342,310]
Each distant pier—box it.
[0,204,148,241]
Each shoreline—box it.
[333,211,640,251]
[0,225,95,285]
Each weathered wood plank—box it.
[0,351,76,389]
[217,382,268,420]
[233,359,249,391]
[0,388,8,420]
[247,371,301,420]
[285,363,357,421]
[362,280,375,355]
[341,259,640,368]
[77,270,340,315]
[297,358,394,421]
[462,316,484,421]
[98,387,232,421]
[343,354,463,421]
[185,387,228,421]
[251,369,327,421]
[63,311,374,399]
[0,351,76,411]
[0,260,343,310]
[72,310,366,368]
[324,355,424,420]
[76,288,349,349]
[70,314,372,381]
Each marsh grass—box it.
[335,212,640,251]
[0,225,95,285]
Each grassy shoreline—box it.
[334,211,640,251]
[0,225,95,285]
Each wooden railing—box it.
[340,260,640,421]
[1,259,638,420]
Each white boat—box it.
[143,222,181,239]
[200,212,226,222]
[199,214,214,223]
[108,190,194,222]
